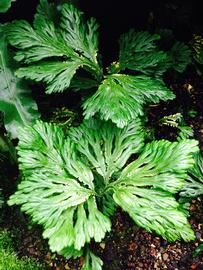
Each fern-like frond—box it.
[6,0,102,93]
[81,250,103,270]
[159,113,182,128]
[180,152,203,198]
[178,126,194,141]
[8,119,199,251]
[69,118,144,182]
[16,60,82,94]
[113,188,194,241]
[117,140,198,193]
[83,74,175,128]
[116,30,168,75]
[61,4,99,64]
[112,139,199,241]
[8,120,111,253]
[168,42,191,73]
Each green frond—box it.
[61,4,99,64]
[112,139,199,241]
[8,118,200,251]
[159,113,194,141]
[6,0,102,93]
[193,243,203,257]
[43,197,111,252]
[118,140,199,192]
[83,74,175,128]
[73,197,111,250]
[178,126,194,141]
[36,0,56,22]
[7,20,74,63]
[69,118,144,181]
[159,113,182,128]
[59,245,83,259]
[113,188,195,241]
[81,250,103,270]
[16,60,82,93]
[180,151,203,198]
[8,120,111,253]
[117,30,168,75]
[168,42,192,73]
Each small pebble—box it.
[100,242,105,249]
[65,263,70,270]
[163,253,169,261]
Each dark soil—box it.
[1,199,203,270]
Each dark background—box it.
[1,0,203,64]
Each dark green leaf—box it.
[168,42,191,73]
[116,30,169,75]
[0,0,15,13]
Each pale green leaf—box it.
[113,187,195,242]
[180,152,203,198]
[112,139,199,241]
[74,197,111,250]
[0,33,40,138]
[59,245,83,259]
[69,118,144,182]
[7,20,75,63]
[61,4,99,64]
[81,251,103,270]
[118,140,199,193]
[8,120,111,253]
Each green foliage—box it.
[193,243,203,257]
[6,1,179,128]
[0,28,40,138]
[3,2,201,269]
[159,113,182,128]
[178,126,194,141]
[0,230,46,270]
[0,133,16,163]
[109,29,191,76]
[158,29,192,73]
[180,151,203,198]
[191,34,203,64]
[81,250,103,270]
[159,113,194,141]
[0,0,15,13]
[6,0,102,94]
[116,30,167,75]
[83,74,174,128]
[168,42,191,73]
[8,120,199,259]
